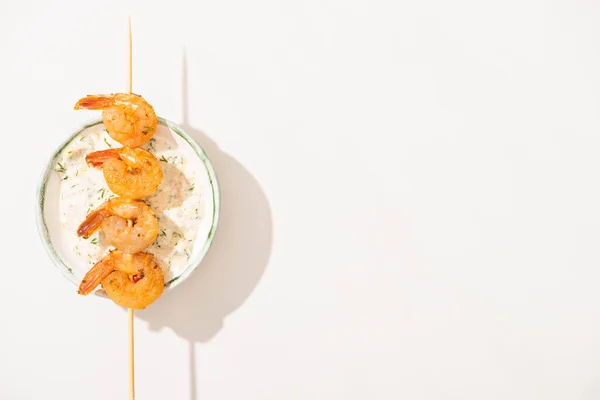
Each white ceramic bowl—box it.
[35,117,220,297]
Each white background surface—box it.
[2,0,600,399]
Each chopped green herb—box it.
[91,238,98,245]
[189,184,194,191]
[63,176,69,180]
[160,230,166,236]
[165,276,180,286]
[184,250,190,259]
[80,136,85,141]
[159,155,168,163]
[75,170,79,176]
[104,138,112,148]
[71,184,78,188]
[68,151,72,155]
[142,126,154,134]
[56,162,66,173]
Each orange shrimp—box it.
[77,198,158,254]
[79,250,164,309]
[86,147,163,199]
[74,93,158,147]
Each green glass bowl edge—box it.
[34,117,221,296]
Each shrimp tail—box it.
[77,208,111,238]
[74,95,114,110]
[86,148,121,167]
[78,256,115,295]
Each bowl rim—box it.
[35,117,221,296]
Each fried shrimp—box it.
[78,250,164,309]
[86,147,163,199]
[77,198,158,254]
[74,93,158,147]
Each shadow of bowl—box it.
[136,123,273,343]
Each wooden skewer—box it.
[127,15,133,94]
[128,307,135,400]
[127,16,135,400]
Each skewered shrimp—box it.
[77,198,158,254]
[78,250,164,309]
[74,93,158,147]
[86,147,163,199]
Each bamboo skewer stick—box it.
[127,16,135,400]
[129,307,135,400]
[127,16,133,94]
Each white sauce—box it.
[55,127,205,283]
